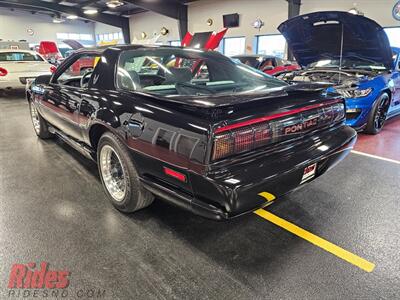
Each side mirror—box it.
[34,74,52,85]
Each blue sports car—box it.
[278,11,400,134]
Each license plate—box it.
[301,163,317,184]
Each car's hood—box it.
[278,11,393,70]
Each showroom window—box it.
[221,37,246,56]
[96,32,123,43]
[384,27,400,47]
[56,32,94,41]
[256,34,287,58]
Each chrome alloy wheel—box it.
[99,145,127,202]
[30,103,41,134]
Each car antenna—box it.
[338,22,344,83]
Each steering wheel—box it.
[80,71,93,88]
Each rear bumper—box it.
[140,125,357,220]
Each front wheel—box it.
[365,93,390,135]
[29,101,53,139]
[97,132,154,213]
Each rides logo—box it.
[8,262,70,289]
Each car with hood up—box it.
[278,11,400,134]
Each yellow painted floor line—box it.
[254,208,375,273]
[351,150,400,165]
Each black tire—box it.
[365,93,390,135]
[97,132,154,213]
[28,101,53,139]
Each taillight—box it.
[0,67,8,76]
[50,65,57,73]
[212,100,345,161]
[212,123,271,161]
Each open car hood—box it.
[62,39,84,50]
[278,11,393,69]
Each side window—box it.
[57,55,100,86]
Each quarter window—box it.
[56,55,100,87]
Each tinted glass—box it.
[118,48,287,96]
[0,52,43,62]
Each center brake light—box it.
[212,100,345,161]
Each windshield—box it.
[0,52,44,62]
[308,57,386,71]
[117,48,287,96]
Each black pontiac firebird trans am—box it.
[26,45,357,220]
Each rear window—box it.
[117,48,287,96]
[0,52,43,62]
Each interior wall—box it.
[188,0,288,53]
[129,11,180,44]
[187,0,400,53]
[0,9,95,44]
[94,23,121,36]
[301,0,400,27]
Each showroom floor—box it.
[0,91,399,299]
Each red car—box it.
[37,41,63,65]
[233,55,299,76]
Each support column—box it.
[287,0,301,60]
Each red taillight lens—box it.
[0,67,8,76]
[212,123,271,161]
[212,101,345,161]
[50,65,57,73]
[164,167,187,182]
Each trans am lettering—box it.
[284,117,318,135]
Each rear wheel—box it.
[97,132,154,213]
[29,101,53,139]
[365,93,390,135]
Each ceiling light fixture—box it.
[83,9,98,15]
[66,15,78,20]
[106,1,124,8]
[53,17,65,23]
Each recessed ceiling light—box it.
[66,15,78,20]
[83,9,98,15]
[106,1,124,8]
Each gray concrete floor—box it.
[0,91,399,299]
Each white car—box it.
[0,49,53,90]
